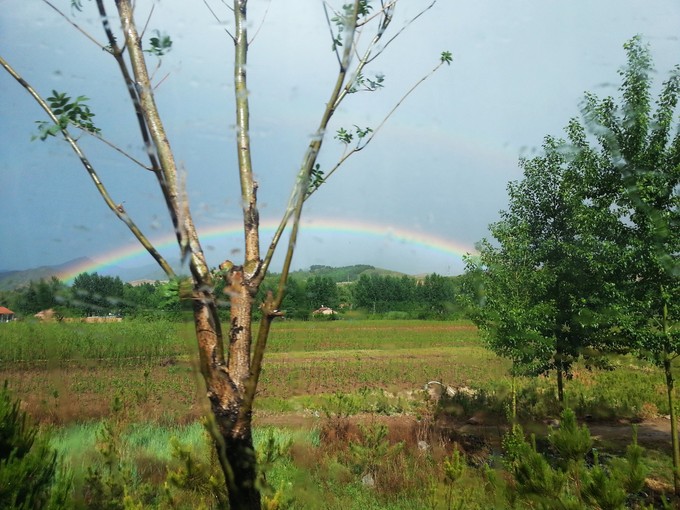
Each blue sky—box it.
[1,0,679,276]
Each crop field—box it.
[1,319,678,508]
[0,320,505,423]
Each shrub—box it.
[0,381,71,509]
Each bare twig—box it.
[356,0,397,27]
[322,2,342,66]
[367,0,436,64]
[153,71,171,90]
[41,0,106,50]
[202,0,235,41]
[310,58,449,199]
[249,0,272,45]
[139,2,156,42]
[84,129,153,171]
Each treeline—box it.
[257,271,462,320]
[0,268,464,321]
[0,273,185,320]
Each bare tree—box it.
[1,1,450,507]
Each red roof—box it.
[0,307,14,314]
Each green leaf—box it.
[145,30,173,57]
[335,127,353,144]
[33,90,101,140]
[440,51,453,65]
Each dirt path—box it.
[588,417,674,451]
[254,411,676,454]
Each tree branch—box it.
[366,1,436,64]
[115,0,239,417]
[83,129,154,171]
[202,0,235,41]
[41,0,106,50]
[96,0,161,174]
[242,0,364,419]
[310,57,449,196]
[233,0,261,278]
[0,54,176,279]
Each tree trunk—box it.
[192,271,262,510]
[219,423,259,510]
[664,353,680,497]
[556,365,564,404]
[511,373,517,424]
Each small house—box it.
[0,306,15,323]
[312,306,336,316]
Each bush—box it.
[0,381,71,509]
[501,408,651,509]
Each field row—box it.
[0,319,478,365]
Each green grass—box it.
[0,319,477,365]
[3,319,678,426]
[0,319,192,366]
[265,320,479,352]
[1,318,675,508]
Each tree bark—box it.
[222,431,259,510]
[192,267,261,510]
[663,354,680,496]
[556,365,565,404]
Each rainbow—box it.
[56,217,477,282]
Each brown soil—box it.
[255,410,676,454]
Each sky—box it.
[1,0,679,277]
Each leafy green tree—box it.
[337,281,354,310]
[354,274,383,313]
[71,272,125,316]
[353,273,418,314]
[466,125,619,402]
[13,277,68,315]
[579,35,680,493]
[120,282,157,317]
[1,2,449,506]
[469,35,680,492]
[305,276,339,310]
[281,277,310,320]
[417,273,456,316]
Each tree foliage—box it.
[71,272,125,316]
[579,34,680,492]
[466,36,679,405]
[467,34,680,491]
[466,129,619,393]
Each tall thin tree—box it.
[1,1,450,507]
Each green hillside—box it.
[287,264,405,283]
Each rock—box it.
[361,473,375,488]
[466,415,482,426]
[417,440,430,451]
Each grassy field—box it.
[1,319,677,508]
[0,320,507,424]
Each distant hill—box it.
[0,257,172,291]
[0,260,416,291]
[287,264,406,283]
[0,257,91,291]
